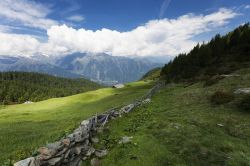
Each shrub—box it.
[238,94,250,112]
[203,75,223,87]
[211,91,234,104]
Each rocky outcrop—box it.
[14,82,164,166]
[234,88,250,94]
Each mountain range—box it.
[0,53,166,85]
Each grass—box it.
[90,68,250,166]
[0,81,153,164]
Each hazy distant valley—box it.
[0,53,165,85]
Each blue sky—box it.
[0,0,249,57]
[31,0,250,31]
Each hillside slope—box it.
[161,23,250,82]
[0,81,153,164]
[141,67,161,81]
[0,72,101,104]
[94,68,250,166]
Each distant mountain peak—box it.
[0,52,164,85]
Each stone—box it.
[47,157,62,165]
[217,124,224,127]
[90,158,101,166]
[67,133,75,142]
[56,147,68,156]
[95,149,108,158]
[120,104,135,113]
[91,137,99,143]
[64,149,71,159]
[29,159,40,166]
[82,156,88,160]
[119,136,133,144]
[14,157,35,166]
[38,147,52,156]
[74,145,88,155]
[74,146,82,155]
[142,98,151,104]
[81,120,90,129]
[86,147,95,156]
[47,141,63,151]
[69,157,82,166]
[234,88,250,94]
[62,138,71,146]
[73,131,89,142]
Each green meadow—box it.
[92,69,250,166]
[0,81,153,164]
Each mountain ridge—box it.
[0,53,165,85]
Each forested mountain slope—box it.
[161,23,250,82]
[0,72,102,104]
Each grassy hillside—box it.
[141,67,161,81]
[0,81,153,164]
[0,72,101,104]
[91,68,250,166]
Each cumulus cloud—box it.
[66,15,85,22]
[45,8,238,57]
[0,0,57,30]
[0,8,238,57]
[0,32,40,57]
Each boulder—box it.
[86,147,95,156]
[14,157,35,166]
[74,145,89,155]
[38,147,55,157]
[62,138,70,146]
[91,137,99,143]
[95,149,108,158]
[47,141,63,152]
[81,120,91,130]
[73,130,89,143]
[47,157,62,165]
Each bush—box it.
[211,91,234,104]
[203,75,223,87]
[238,94,250,112]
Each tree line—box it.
[161,23,250,82]
[0,72,102,104]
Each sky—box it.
[0,0,249,58]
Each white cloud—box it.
[0,0,58,30]
[0,8,238,57]
[0,32,40,57]
[66,15,85,22]
[245,5,250,9]
[45,8,238,57]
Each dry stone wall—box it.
[14,82,164,166]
